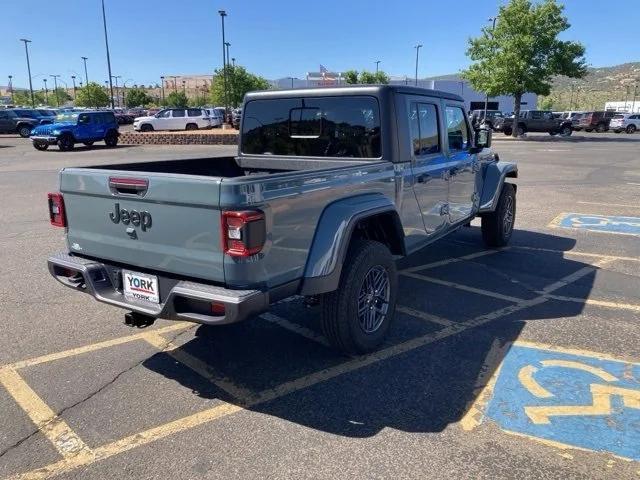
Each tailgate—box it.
[60,168,224,283]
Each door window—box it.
[444,106,470,151]
[409,102,440,156]
[157,110,171,118]
[172,109,185,117]
[187,109,202,117]
[78,114,91,125]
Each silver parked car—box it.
[610,113,639,134]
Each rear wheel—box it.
[626,124,637,134]
[614,130,622,134]
[83,141,94,146]
[584,128,593,132]
[560,125,572,137]
[33,142,48,151]
[516,125,526,136]
[104,131,118,147]
[57,134,74,151]
[503,127,512,136]
[320,240,397,355]
[596,123,607,133]
[18,125,32,138]
[185,123,198,131]
[140,124,153,132]
[481,183,516,247]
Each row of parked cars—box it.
[564,111,639,134]
[0,108,59,137]
[132,107,241,132]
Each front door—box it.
[444,105,477,225]
[408,99,449,236]
[75,113,93,141]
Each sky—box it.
[2,0,639,89]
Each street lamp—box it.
[19,38,35,107]
[231,57,236,67]
[483,17,498,121]
[50,75,61,107]
[414,44,423,87]
[43,78,48,104]
[160,76,165,104]
[632,84,638,114]
[8,75,14,104]
[71,76,77,100]
[375,60,381,73]
[111,75,121,107]
[81,57,89,84]
[219,10,229,122]
[101,0,115,109]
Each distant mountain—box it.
[427,62,640,110]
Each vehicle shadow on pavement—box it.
[143,228,596,437]
[46,145,137,153]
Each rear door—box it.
[444,104,477,225]
[406,96,449,236]
[61,169,225,282]
[170,109,186,129]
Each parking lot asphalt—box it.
[1,131,639,479]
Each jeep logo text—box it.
[109,203,152,231]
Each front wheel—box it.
[503,127,512,136]
[560,125,572,137]
[18,125,32,138]
[320,240,397,355]
[33,142,48,151]
[57,134,74,151]
[627,125,637,134]
[83,141,94,146]
[596,123,607,133]
[481,183,516,247]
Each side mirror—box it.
[470,124,492,153]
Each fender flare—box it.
[478,161,518,213]
[300,193,403,296]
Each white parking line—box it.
[396,305,456,327]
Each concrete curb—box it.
[120,131,239,146]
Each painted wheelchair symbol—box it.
[569,215,640,229]
[518,360,640,424]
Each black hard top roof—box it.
[245,84,464,103]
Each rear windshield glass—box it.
[56,113,79,122]
[241,96,381,158]
[613,114,624,119]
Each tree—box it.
[210,65,270,107]
[125,88,152,108]
[50,88,72,106]
[462,0,586,137]
[165,91,188,107]
[343,70,390,85]
[75,82,110,107]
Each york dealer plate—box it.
[122,270,159,304]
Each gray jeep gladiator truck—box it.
[47,85,517,354]
[494,109,573,137]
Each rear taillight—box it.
[221,210,266,257]
[47,192,66,227]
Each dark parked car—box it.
[30,111,119,151]
[493,110,573,136]
[0,109,42,137]
[578,111,617,132]
[469,109,504,130]
[11,108,54,125]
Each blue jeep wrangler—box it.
[30,111,119,151]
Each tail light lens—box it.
[47,192,66,227]
[221,210,266,257]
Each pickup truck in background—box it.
[47,85,517,354]
[493,110,573,137]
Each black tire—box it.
[614,130,622,134]
[626,125,637,134]
[33,142,48,151]
[185,123,198,131]
[596,123,606,133]
[503,127,512,136]
[549,131,558,136]
[18,125,32,138]
[560,125,572,137]
[584,128,593,132]
[140,124,153,132]
[57,134,74,151]
[481,183,516,248]
[83,141,94,146]
[320,240,398,355]
[104,130,118,147]
[517,125,526,136]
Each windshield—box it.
[242,95,381,158]
[55,112,79,122]
[613,114,624,119]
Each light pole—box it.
[43,78,48,104]
[71,75,77,100]
[170,76,178,93]
[81,57,89,84]
[111,75,121,107]
[231,57,236,67]
[219,10,229,122]
[483,17,498,122]
[414,44,422,87]
[20,38,35,107]
[101,0,115,109]
[8,75,14,104]
[632,84,638,113]
[122,79,133,107]
[160,76,165,104]
[50,75,60,107]
[375,60,380,73]
[182,79,186,96]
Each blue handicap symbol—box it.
[485,345,640,460]
[557,213,640,236]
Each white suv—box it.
[133,108,211,132]
[610,113,639,134]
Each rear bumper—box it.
[47,253,269,325]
